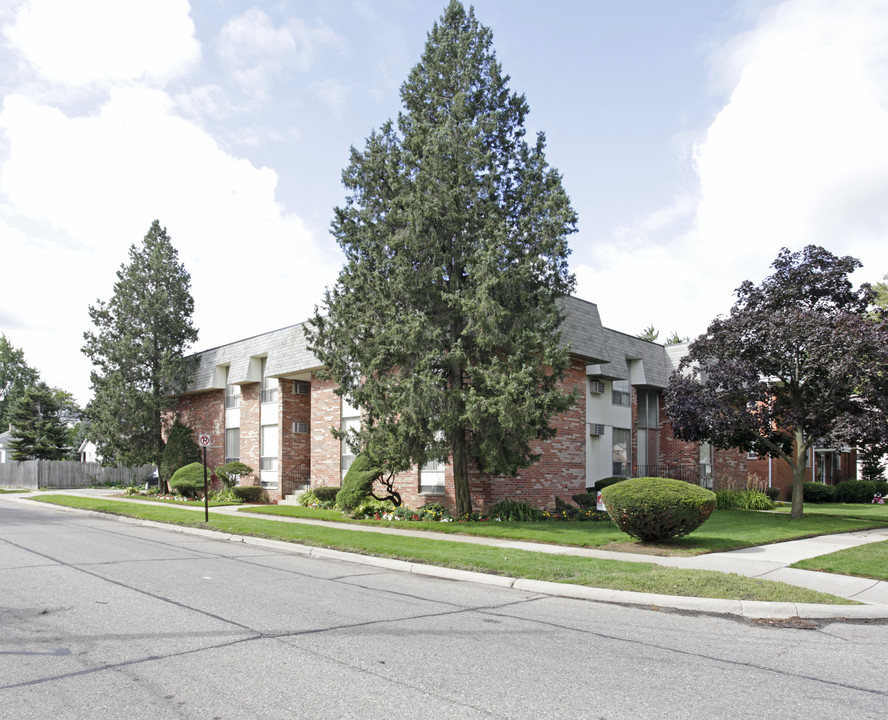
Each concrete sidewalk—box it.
[7,489,888,619]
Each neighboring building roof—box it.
[181,295,685,394]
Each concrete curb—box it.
[20,499,888,621]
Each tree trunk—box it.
[790,429,806,520]
[452,427,472,517]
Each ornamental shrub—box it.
[313,486,341,503]
[232,485,264,503]
[600,477,716,542]
[571,492,597,508]
[336,454,382,511]
[593,477,626,492]
[169,462,207,498]
[833,480,888,503]
[765,486,780,501]
[215,461,253,489]
[802,482,835,503]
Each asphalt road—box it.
[2,499,888,720]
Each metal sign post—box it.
[198,434,211,522]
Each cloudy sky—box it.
[1,0,887,406]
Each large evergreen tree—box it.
[307,1,577,515]
[666,246,888,519]
[8,381,70,460]
[0,334,40,430]
[82,220,198,468]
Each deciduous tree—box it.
[307,1,577,515]
[666,246,888,519]
[82,220,198,468]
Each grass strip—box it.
[243,505,888,555]
[31,494,853,605]
[792,540,888,582]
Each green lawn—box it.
[113,494,239,508]
[772,503,888,521]
[792,540,888,581]
[244,504,888,555]
[28,494,853,604]
[0,488,29,494]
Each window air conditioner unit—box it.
[292,422,309,434]
[589,423,605,437]
[293,381,310,395]
[589,380,605,394]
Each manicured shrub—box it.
[802,482,835,503]
[555,496,578,519]
[336,454,381,511]
[593,477,626,492]
[215,461,253,489]
[490,499,544,521]
[601,477,716,542]
[313,486,341,503]
[571,492,597,508]
[833,480,888,503]
[765,486,780,501]
[232,485,264,503]
[169,462,207,498]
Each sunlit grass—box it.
[793,540,888,581]
[29,494,855,604]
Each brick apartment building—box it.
[172,295,783,510]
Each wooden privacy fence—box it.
[0,461,155,490]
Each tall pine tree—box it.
[307,2,577,515]
[8,381,69,460]
[82,220,198,468]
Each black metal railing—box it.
[281,463,311,497]
[632,464,701,484]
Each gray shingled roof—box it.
[183,295,684,394]
[184,322,321,394]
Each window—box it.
[747,451,758,460]
[260,424,278,471]
[612,380,631,407]
[225,382,241,409]
[420,458,446,494]
[260,358,278,403]
[340,407,360,477]
[612,428,630,476]
[225,427,239,464]
[636,390,658,428]
[699,442,713,482]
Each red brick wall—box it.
[172,391,225,469]
[280,379,311,484]
[311,378,341,487]
[240,384,260,476]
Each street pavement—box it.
[5,488,888,619]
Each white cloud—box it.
[693,0,888,279]
[4,0,200,88]
[0,87,340,404]
[219,9,341,94]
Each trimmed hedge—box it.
[601,476,716,542]
[802,482,835,503]
[215,461,253,488]
[833,480,888,504]
[169,462,208,498]
[593,476,627,493]
[232,485,264,503]
[313,486,341,503]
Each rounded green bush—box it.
[833,480,888,503]
[802,482,835,503]
[593,476,627,493]
[169,462,207,498]
[233,485,264,503]
[600,476,716,542]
